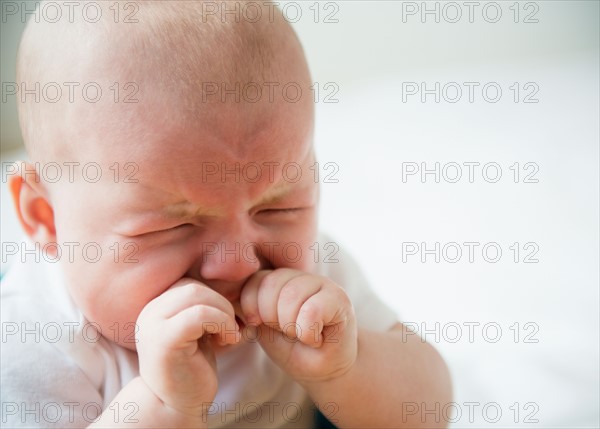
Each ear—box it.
[9,162,57,244]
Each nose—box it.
[199,235,261,287]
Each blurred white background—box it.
[2,1,599,427]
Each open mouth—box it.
[235,314,246,330]
[232,301,246,330]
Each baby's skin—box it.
[10,1,452,427]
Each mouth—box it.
[235,314,246,330]
[232,300,246,330]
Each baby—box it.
[2,1,451,428]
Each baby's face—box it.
[49,89,317,350]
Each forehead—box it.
[88,94,315,206]
[117,89,313,161]
[69,30,314,163]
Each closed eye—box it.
[168,223,195,230]
[129,223,194,238]
[259,208,302,214]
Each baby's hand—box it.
[240,269,357,384]
[136,278,240,419]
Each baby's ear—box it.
[9,162,57,244]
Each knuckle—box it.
[189,304,211,322]
[261,268,297,290]
[182,281,208,300]
[299,301,320,322]
[324,279,348,300]
[240,288,254,307]
[260,270,282,291]
[334,284,350,302]
[279,282,302,304]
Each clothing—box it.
[1,235,398,428]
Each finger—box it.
[256,269,305,329]
[276,274,323,339]
[240,270,271,326]
[295,286,352,348]
[148,278,235,321]
[166,304,240,347]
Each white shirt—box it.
[1,236,398,428]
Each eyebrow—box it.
[256,182,296,206]
[161,203,221,220]
[159,181,300,220]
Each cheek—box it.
[61,261,149,324]
[59,240,192,348]
[266,215,318,272]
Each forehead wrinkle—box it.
[158,174,300,219]
[162,202,222,220]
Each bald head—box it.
[16,1,312,161]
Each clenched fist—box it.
[240,269,358,384]
[136,278,240,418]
